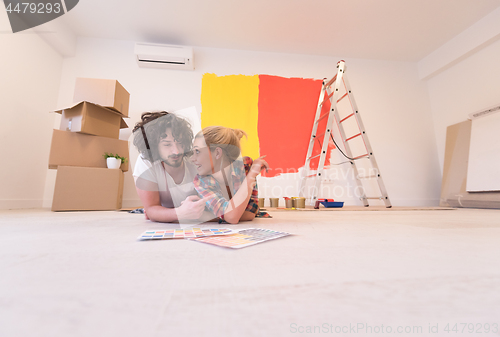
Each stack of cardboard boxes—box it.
[49,78,131,211]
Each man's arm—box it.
[136,178,206,223]
[136,187,180,222]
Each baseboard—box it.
[388,199,441,207]
[121,199,143,209]
[40,199,142,209]
[443,197,500,209]
[0,199,43,210]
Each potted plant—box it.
[103,152,128,169]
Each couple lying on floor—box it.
[132,111,268,224]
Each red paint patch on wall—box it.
[257,75,334,177]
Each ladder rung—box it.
[364,197,385,200]
[307,154,321,160]
[345,133,362,142]
[315,113,330,123]
[325,74,338,87]
[352,154,369,160]
[321,92,348,107]
[315,132,325,138]
[337,93,348,103]
[306,174,317,178]
[340,113,354,123]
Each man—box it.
[132,111,207,222]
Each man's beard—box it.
[163,155,184,168]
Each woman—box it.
[191,126,268,224]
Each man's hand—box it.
[176,195,208,220]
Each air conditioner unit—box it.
[134,43,194,70]
[468,103,500,120]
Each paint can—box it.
[295,197,306,208]
[258,198,265,208]
[269,198,279,207]
[284,197,293,209]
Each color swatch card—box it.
[138,228,235,240]
[190,228,291,249]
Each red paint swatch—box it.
[257,75,334,177]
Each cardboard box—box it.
[73,78,130,117]
[52,166,124,211]
[49,129,129,172]
[55,101,128,139]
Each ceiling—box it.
[59,0,500,61]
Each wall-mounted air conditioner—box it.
[134,43,194,70]
[468,103,500,120]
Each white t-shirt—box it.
[134,155,198,208]
[133,155,152,181]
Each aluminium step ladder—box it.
[298,60,391,207]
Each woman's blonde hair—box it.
[196,126,247,162]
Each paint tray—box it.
[320,200,344,208]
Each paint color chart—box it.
[191,228,291,249]
[138,228,235,240]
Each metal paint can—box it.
[295,197,306,208]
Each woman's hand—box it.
[248,155,269,178]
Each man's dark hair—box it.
[132,111,194,163]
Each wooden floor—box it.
[1,207,499,337]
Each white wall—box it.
[423,19,500,174]
[42,37,441,208]
[0,11,63,209]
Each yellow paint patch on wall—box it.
[201,73,260,159]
